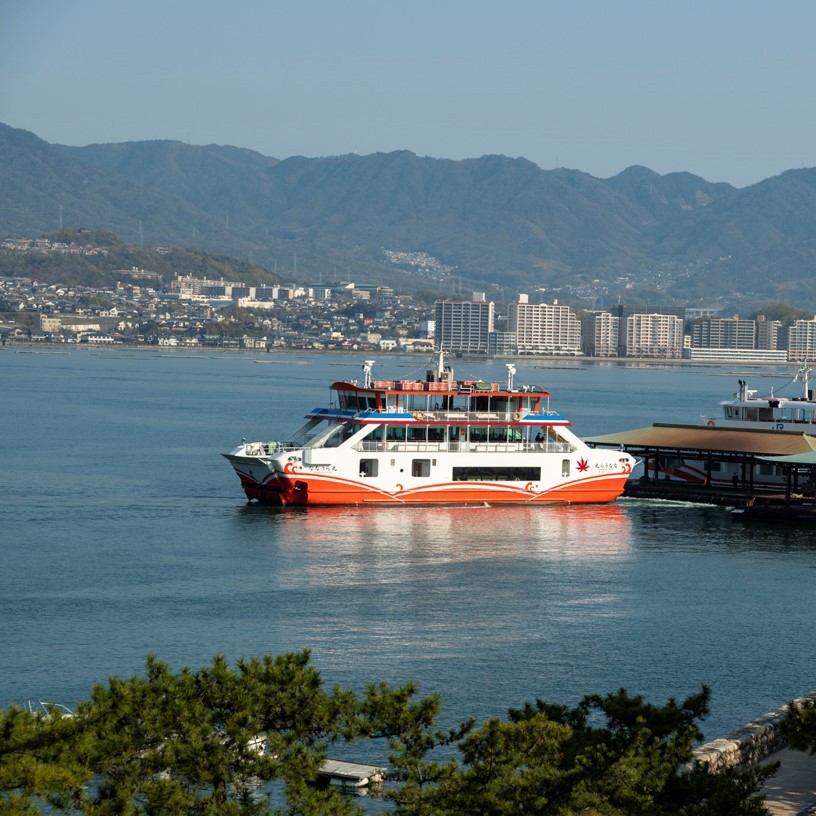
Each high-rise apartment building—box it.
[756,315,781,350]
[690,316,756,349]
[787,317,816,361]
[508,295,581,355]
[581,311,620,357]
[625,313,684,358]
[434,296,495,353]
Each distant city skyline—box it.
[3,0,815,188]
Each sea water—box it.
[1,348,814,746]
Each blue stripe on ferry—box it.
[305,408,570,424]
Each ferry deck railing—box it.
[354,440,574,454]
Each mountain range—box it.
[2,122,816,311]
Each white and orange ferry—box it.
[223,355,635,506]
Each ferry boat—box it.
[223,355,635,506]
[651,365,816,488]
[700,365,816,432]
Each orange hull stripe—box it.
[256,471,630,506]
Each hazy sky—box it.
[2,0,814,187]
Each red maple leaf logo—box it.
[577,458,589,472]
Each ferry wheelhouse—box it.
[223,356,635,506]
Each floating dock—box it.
[318,759,386,787]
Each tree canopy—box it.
[1,652,777,815]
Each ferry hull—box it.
[226,455,632,507]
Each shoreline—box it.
[1,341,796,369]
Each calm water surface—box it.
[1,349,814,743]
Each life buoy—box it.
[512,411,521,421]
[414,411,425,421]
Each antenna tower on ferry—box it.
[362,360,375,388]
[505,363,517,391]
[436,349,445,379]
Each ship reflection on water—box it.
[231,501,635,726]
[236,501,633,565]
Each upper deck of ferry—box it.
[321,359,564,426]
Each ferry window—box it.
[321,425,346,448]
[453,467,540,482]
[359,459,378,477]
[489,427,508,443]
[408,426,428,442]
[387,426,406,441]
[468,427,487,443]
[562,459,570,477]
[412,459,431,477]
[341,424,362,442]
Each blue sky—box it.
[2,0,814,187]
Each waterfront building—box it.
[756,315,782,351]
[691,315,756,349]
[488,330,518,355]
[508,295,581,355]
[684,348,788,363]
[625,313,684,358]
[40,315,62,332]
[786,316,816,360]
[434,296,495,353]
[581,311,620,357]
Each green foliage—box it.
[386,686,774,816]
[781,698,816,754]
[0,705,90,814]
[748,303,811,323]
[0,657,777,816]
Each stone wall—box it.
[693,691,816,771]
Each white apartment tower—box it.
[582,311,620,357]
[508,295,581,355]
[787,317,816,361]
[756,315,781,350]
[690,316,756,349]
[625,313,684,358]
[434,296,495,353]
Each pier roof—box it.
[757,450,816,466]
[586,424,816,457]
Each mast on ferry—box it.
[794,363,812,399]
